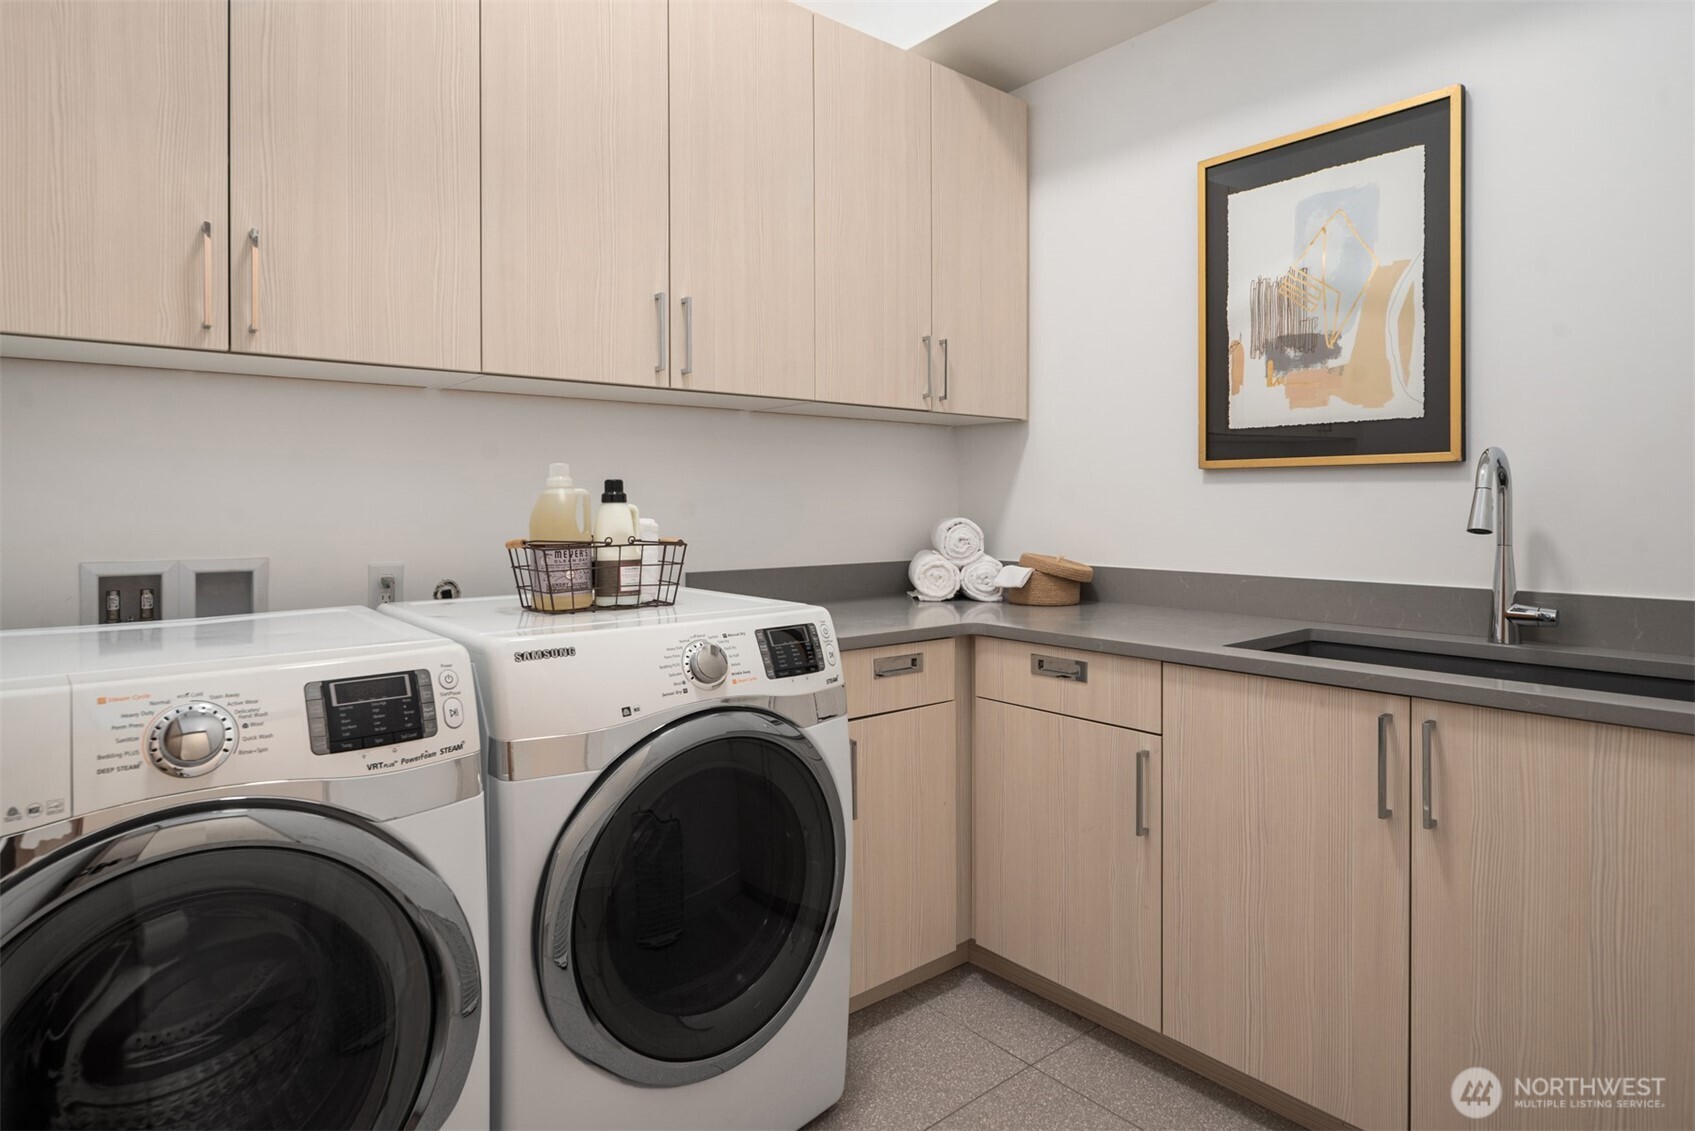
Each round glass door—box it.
[538,709,845,1085]
[1,807,482,1131]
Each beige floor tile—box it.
[906,966,1095,1063]
[933,1067,1136,1130]
[1036,1027,1301,1131]
[806,993,1024,1131]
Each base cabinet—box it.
[973,698,1161,1028]
[849,702,958,997]
[1163,665,1410,1131]
[1412,701,1695,1131]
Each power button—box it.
[439,669,459,690]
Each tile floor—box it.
[807,966,1300,1131]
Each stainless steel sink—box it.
[1230,629,1695,703]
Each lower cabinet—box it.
[1411,700,1695,1131]
[1162,665,1411,1131]
[973,698,1161,1029]
[849,702,958,997]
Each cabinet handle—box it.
[939,337,950,401]
[246,228,261,333]
[654,291,668,374]
[679,295,693,377]
[1421,719,1438,830]
[1376,712,1393,820]
[1135,748,1149,837]
[199,221,213,329]
[1031,653,1087,682]
[923,334,935,401]
[872,653,923,678]
[849,738,859,820]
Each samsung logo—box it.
[514,647,576,663]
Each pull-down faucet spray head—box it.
[1465,486,1495,536]
[1466,447,1507,537]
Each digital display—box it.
[763,626,811,648]
[756,624,823,679]
[329,673,412,707]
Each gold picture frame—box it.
[1197,85,1464,469]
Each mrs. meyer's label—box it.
[534,545,593,595]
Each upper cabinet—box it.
[932,66,1029,420]
[1,0,228,349]
[669,0,815,400]
[230,0,480,371]
[814,19,933,411]
[481,0,669,386]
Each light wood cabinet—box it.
[1162,665,1410,1131]
[931,65,1028,420]
[975,638,1161,733]
[974,698,1161,1028]
[669,0,814,400]
[1411,701,1695,1131]
[850,702,959,997]
[231,0,479,370]
[1,0,228,349]
[481,0,668,386]
[843,639,956,720]
[814,18,932,411]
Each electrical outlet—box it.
[368,563,404,608]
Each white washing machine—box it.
[0,608,490,1130]
[381,589,851,1131]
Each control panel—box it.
[304,669,437,754]
[754,624,825,680]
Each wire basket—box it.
[507,538,687,613]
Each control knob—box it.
[146,701,238,777]
[684,640,730,688]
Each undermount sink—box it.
[1230,629,1695,703]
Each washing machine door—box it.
[537,707,846,1086]
[0,801,481,1131]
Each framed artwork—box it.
[1198,86,1464,468]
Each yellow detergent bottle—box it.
[529,463,594,611]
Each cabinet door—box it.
[931,65,1027,420]
[482,0,668,386]
[973,699,1161,1028]
[850,703,958,997]
[2,0,227,348]
[1163,666,1410,1131]
[669,0,814,399]
[814,18,931,411]
[231,0,479,370]
[1412,702,1695,1131]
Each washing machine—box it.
[0,607,490,1130]
[381,589,850,1131]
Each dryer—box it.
[0,608,489,1130]
[382,589,850,1130]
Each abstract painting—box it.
[1198,87,1463,468]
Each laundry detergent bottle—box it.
[529,463,594,611]
[593,479,641,607]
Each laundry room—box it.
[1,1,1692,1130]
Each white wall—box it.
[0,360,961,628]
[960,0,1695,599]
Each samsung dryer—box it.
[382,589,850,1131]
[0,608,489,1130]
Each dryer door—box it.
[537,708,846,1086]
[0,802,481,1131]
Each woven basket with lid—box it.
[1005,553,1094,606]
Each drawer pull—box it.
[1031,654,1088,682]
[872,653,924,678]
[1135,748,1149,837]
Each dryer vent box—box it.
[80,559,269,625]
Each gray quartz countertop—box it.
[823,596,1695,736]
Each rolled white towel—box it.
[959,554,1005,602]
[908,550,961,602]
[931,517,985,564]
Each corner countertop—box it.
[823,596,1695,736]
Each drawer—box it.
[975,637,1160,732]
[844,639,956,719]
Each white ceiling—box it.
[791,0,996,50]
[913,0,1213,91]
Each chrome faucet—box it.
[1466,446,1558,643]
